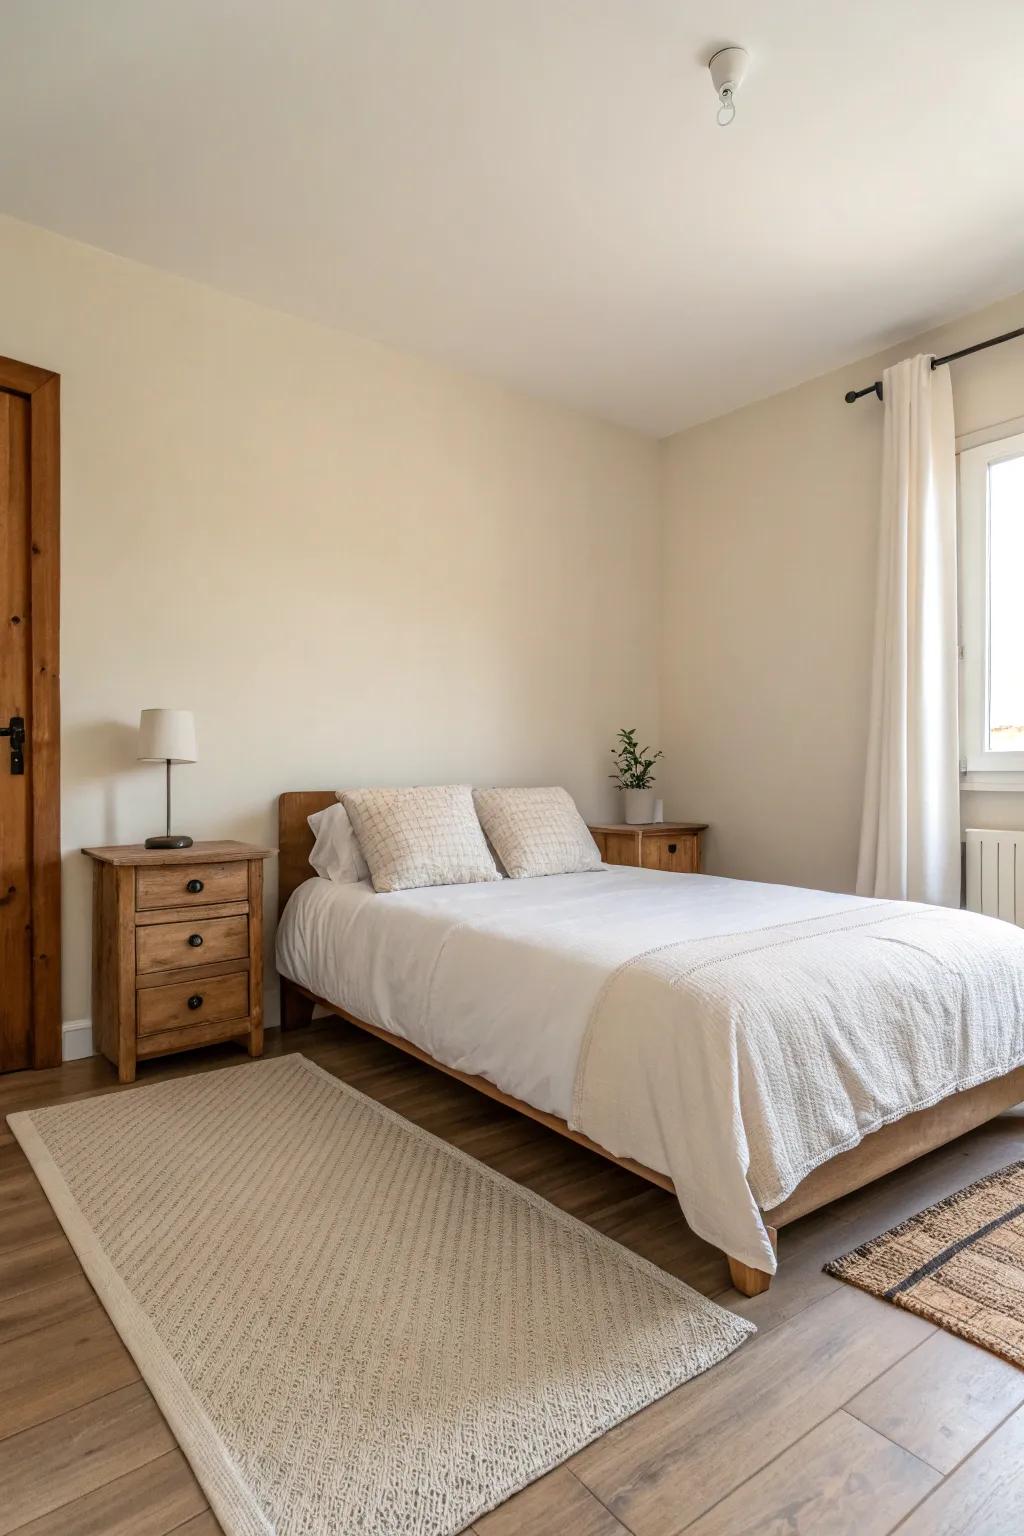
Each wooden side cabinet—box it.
[83,840,272,1083]
[589,821,707,874]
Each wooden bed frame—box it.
[276,791,1024,1297]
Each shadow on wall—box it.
[59,721,143,1026]
[64,719,145,840]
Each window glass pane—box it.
[989,453,1024,751]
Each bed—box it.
[275,791,1024,1296]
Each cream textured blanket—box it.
[573,902,1024,1273]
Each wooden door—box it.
[0,358,60,1073]
[1,391,32,1068]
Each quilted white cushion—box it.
[341,785,501,894]
[473,787,602,879]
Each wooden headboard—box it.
[278,791,336,917]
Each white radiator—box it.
[964,829,1024,925]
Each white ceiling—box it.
[2,1,1023,435]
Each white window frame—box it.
[959,426,1024,790]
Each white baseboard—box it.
[60,1015,280,1064]
[62,1018,94,1061]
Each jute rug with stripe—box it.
[826,1161,1024,1368]
[9,1054,753,1536]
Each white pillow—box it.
[473,787,602,879]
[307,803,370,884]
[341,785,501,894]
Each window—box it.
[959,428,1024,786]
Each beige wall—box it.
[0,216,662,1032]
[6,208,1022,1039]
[661,288,1024,893]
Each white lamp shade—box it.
[138,709,197,763]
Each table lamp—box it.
[138,709,197,849]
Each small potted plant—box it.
[609,727,663,825]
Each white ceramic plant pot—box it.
[623,788,655,825]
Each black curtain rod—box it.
[844,323,1024,404]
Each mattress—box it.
[277,867,1024,1273]
[275,866,873,1122]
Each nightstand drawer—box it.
[137,970,250,1037]
[641,834,700,873]
[136,862,249,911]
[588,821,706,877]
[136,915,249,974]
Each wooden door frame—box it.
[0,355,60,1069]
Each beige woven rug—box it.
[826,1161,1024,1368]
[10,1054,753,1536]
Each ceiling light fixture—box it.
[708,46,750,127]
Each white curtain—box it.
[856,354,960,907]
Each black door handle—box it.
[188,933,204,948]
[0,716,25,775]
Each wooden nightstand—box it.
[83,840,272,1083]
[589,821,707,874]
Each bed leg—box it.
[727,1256,772,1296]
[280,978,314,1031]
[727,1225,777,1297]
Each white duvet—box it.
[276,868,1024,1272]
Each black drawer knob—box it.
[668,843,678,854]
[186,878,204,894]
[187,933,204,948]
[187,994,203,1010]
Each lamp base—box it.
[145,834,194,849]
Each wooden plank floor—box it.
[2,1020,1022,1535]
